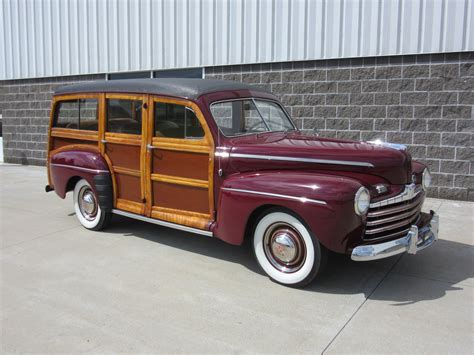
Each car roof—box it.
[54,78,269,100]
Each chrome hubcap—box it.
[78,186,98,221]
[263,222,306,273]
[271,233,297,263]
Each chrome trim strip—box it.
[221,187,327,205]
[369,183,422,208]
[50,163,109,174]
[112,209,213,237]
[229,153,374,168]
[352,212,439,261]
[367,140,407,151]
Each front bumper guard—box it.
[351,211,439,261]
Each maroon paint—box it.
[50,150,110,198]
[213,171,367,252]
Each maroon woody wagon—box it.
[46,78,439,287]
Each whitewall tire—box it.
[253,209,326,287]
[73,179,110,231]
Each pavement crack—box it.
[321,255,403,354]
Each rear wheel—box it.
[252,209,326,287]
[73,179,110,230]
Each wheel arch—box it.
[49,148,114,209]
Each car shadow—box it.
[102,215,473,305]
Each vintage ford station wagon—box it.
[46,79,439,287]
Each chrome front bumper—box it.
[351,211,439,261]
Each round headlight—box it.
[355,187,371,216]
[422,168,432,191]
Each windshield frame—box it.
[209,97,298,138]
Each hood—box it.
[226,132,412,185]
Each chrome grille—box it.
[364,184,424,241]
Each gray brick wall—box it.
[0,75,104,166]
[0,53,472,201]
[206,53,474,201]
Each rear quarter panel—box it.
[49,148,111,198]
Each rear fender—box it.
[213,171,365,253]
[49,149,113,211]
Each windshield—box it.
[210,99,296,137]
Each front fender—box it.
[213,171,365,253]
[49,149,111,200]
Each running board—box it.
[112,209,213,237]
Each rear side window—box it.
[106,99,142,135]
[154,103,204,139]
[54,99,98,130]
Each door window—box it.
[106,99,142,135]
[154,103,204,138]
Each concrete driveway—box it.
[1,165,473,354]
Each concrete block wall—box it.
[206,52,474,201]
[0,75,105,166]
[0,53,472,200]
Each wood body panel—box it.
[103,94,147,212]
[151,206,210,230]
[48,92,215,233]
[152,181,210,215]
[115,174,142,202]
[145,96,215,231]
[106,143,141,171]
[152,149,209,181]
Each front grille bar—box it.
[366,204,422,226]
[368,194,423,218]
[365,213,419,235]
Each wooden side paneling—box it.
[151,206,210,230]
[151,149,209,181]
[115,174,142,202]
[152,181,210,215]
[116,198,144,215]
[106,143,141,171]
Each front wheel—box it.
[73,179,111,231]
[253,209,326,287]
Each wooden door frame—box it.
[145,96,215,230]
[102,93,149,214]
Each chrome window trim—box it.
[228,153,374,168]
[112,209,213,237]
[221,187,327,206]
[369,183,422,208]
[49,163,109,174]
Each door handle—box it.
[101,139,107,144]
[147,144,156,152]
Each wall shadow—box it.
[103,215,473,305]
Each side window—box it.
[106,99,142,135]
[54,99,98,130]
[154,103,204,139]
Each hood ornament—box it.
[367,139,407,151]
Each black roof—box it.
[54,78,270,99]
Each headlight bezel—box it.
[354,187,371,216]
[422,168,432,191]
